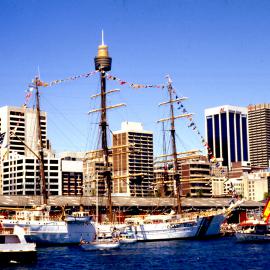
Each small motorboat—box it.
[0,225,36,265]
[119,232,137,244]
[235,222,270,242]
[80,239,120,251]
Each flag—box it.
[0,132,6,146]
[263,198,270,223]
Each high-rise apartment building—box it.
[181,156,211,197]
[0,106,48,157]
[0,106,60,195]
[248,104,270,168]
[1,154,61,195]
[205,105,249,169]
[83,150,112,196]
[112,122,154,197]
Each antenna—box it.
[102,30,104,45]
[37,65,41,79]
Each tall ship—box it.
[0,77,96,245]
[90,35,236,241]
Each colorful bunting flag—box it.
[106,73,165,89]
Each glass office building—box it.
[205,105,249,169]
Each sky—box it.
[0,0,270,156]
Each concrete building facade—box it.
[248,104,270,168]
[1,153,61,195]
[0,106,60,195]
[181,158,212,197]
[83,150,112,197]
[0,106,48,158]
[112,122,154,197]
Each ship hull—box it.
[98,213,225,242]
[133,214,225,241]
[0,219,96,245]
[235,232,270,242]
[0,250,36,265]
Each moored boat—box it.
[119,231,137,244]
[123,211,226,241]
[0,225,36,265]
[235,197,270,242]
[235,222,270,242]
[80,239,120,251]
[0,207,96,245]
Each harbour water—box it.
[5,237,269,270]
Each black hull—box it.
[0,251,36,265]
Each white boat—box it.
[0,225,36,265]
[97,199,244,242]
[80,239,120,251]
[235,222,270,242]
[119,231,137,244]
[235,198,270,242]
[123,212,226,241]
[81,241,120,251]
[0,207,96,245]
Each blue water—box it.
[5,237,270,270]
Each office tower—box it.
[205,105,249,169]
[181,156,211,197]
[248,104,270,168]
[83,150,112,196]
[112,122,154,197]
[1,155,61,195]
[0,106,47,158]
[0,106,60,195]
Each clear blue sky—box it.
[1,0,270,156]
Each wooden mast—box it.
[100,70,113,222]
[34,77,47,205]
[158,76,194,214]
[93,32,125,222]
[167,76,181,214]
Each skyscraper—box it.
[0,105,47,157]
[0,106,61,196]
[205,105,249,169]
[112,122,154,197]
[248,104,270,168]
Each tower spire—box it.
[101,29,104,45]
[94,36,113,222]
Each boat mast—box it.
[94,31,113,222]
[158,76,192,214]
[167,76,181,214]
[160,122,166,197]
[34,77,47,205]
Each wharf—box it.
[0,195,263,210]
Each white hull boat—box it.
[235,232,270,242]
[98,212,226,242]
[0,209,96,245]
[235,222,270,242]
[80,240,120,250]
[0,225,36,265]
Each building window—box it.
[236,113,242,161]
[229,112,236,162]
[207,117,214,158]
[242,116,248,161]
[214,114,220,158]
[221,112,228,166]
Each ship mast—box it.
[158,76,192,214]
[93,32,125,223]
[34,77,47,205]
[168,76,181,214]
[160,122,167,197]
